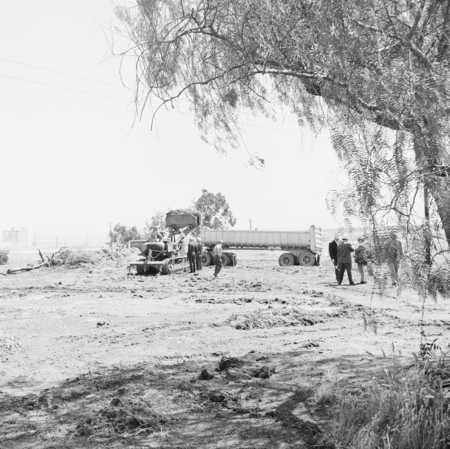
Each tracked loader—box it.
[128,211,201,275]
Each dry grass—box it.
[317,357,450,449]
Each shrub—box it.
[324,359,450,449]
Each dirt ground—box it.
[1,248,449,448]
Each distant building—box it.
[2,228,31,246]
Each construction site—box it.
[1,210,449,448]
[3,0,450,447]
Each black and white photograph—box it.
[1,1,450,447]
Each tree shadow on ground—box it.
[0,349,414,449]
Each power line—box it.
[0,73,131,103]
[0,71,303,135]
[0,58,303,129]
[0,57,124,88]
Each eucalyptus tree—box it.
[117,0,450,246]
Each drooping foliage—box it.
[116,0,450,245]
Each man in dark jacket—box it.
[337,235,356,286]
[328,233,340,281]
[187,239,198,273]
[196,237,203,270]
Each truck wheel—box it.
[279,253,295,266]
[221,253,231,266]
[0,255,8,265]
[136,265,145,275]
[201,252,212,266]
[298,252,315,266]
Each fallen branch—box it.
[7,261,49,274]
[38,249,45,263]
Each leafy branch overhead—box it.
[117,0,450,243]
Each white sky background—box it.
[0,0,344,243]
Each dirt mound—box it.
[252,366,276,379]
[227,308,327,330]
[218,356,245,371]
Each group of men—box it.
[329,231,403,286]
[188,238,225,277]
[187,238,203,274]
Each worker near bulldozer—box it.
[149,227,163,242]
[213,240,224,277]
[196,237,203,270]
[188,239,198,273]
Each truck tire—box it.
[279,253,295,266]
[221,253,231,266]
[298,251,315,266]
[0,255,8,265]
[201,252,213,266]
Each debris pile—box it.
[3,247,136,275]
[75,396,164,439]
[227,309,327,330]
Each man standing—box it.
[187,239,197,273]
[386,231,403,286]
[196,237,203,271]
[212,240,224,278]
[337,235,356,286]
[328,233,341,281]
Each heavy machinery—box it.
[201,225,322,267]
[128,211,201,275]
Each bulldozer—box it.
[128,211,201,275]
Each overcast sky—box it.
[0,0,344,242]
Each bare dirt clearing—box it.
[1,249,448,448]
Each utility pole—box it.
[247,219,255,230]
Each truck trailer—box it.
[201,225,322,267]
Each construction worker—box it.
[187,238,197,273]
[149,227,163,242]
[213,240,224,277]
[196,237,203,270]
[328,233,341,281]
[354,236,368,284]
[337,235,356,286]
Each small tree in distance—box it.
[193,189,236,230]
[108,223,142,249]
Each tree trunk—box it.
[414,130,450,246]
[427,177,450,244]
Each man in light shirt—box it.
[212,240,224,277]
